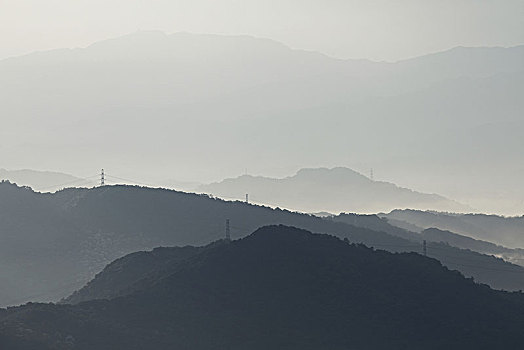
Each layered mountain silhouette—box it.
[0,168,91,192]
[329,213,524,266]
[421,228,524,266]
[1,31,523,214]
[382,209,524,248]
[1,181,523,308]
[2,226,524,349]
[198,167,469,213]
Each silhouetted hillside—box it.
[65,245,204,304]
[2,226,524,349]
[1,181,523,307]
[422,228,524,266]
[329,213,524,284]
[0,168,91,192]
[329,212,420,241]
[383,209,524,248]
[331,213,524,267]
[199,167,469,213]
[0,181,414,306]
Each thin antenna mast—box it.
[100,169,105,186]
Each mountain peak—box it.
[294,167,370,182]
[244,224,314,243]
[10,225,524,349]
[199,167,468,213]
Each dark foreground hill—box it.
[1,181,524,307]
[2,226,524,350]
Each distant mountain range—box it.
[2,225,524,349]
[382,209,524,248]
[420,227,524,267]
[198,167,470,213]
[329,212,524,266]
[1,31,523,214]
[1,181,523,308]
[0,166,469,213]
[0,168,91,192]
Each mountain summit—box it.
[2,225,524,349]
[199,167,469,213]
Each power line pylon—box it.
[225,219,231,241]
[100,169,105,187]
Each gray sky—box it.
[1,0,523,61]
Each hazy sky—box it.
[1,0,523,61]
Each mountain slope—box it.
[198,167,469,213]
[2,226,524,349]
[1,32,523,215]
[330,212,421,241]
[330,213,524,267]
[421,228,524,267]
[0,181,522,307]
[0,169,92,192]
[65,245,204,304]
[383,209,524,248]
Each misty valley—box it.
[1,181,524,348]
[1,3,524,348]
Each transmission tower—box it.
[225,219,231,241]
[245,193,249,203]
[100,169,105,187]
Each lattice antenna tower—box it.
[225,219,231,241]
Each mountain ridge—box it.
[382,209,524,248]
[2,225,524,349]
[0,181,522,307]
[3,30,523,65]
[0,168,90,192]
[199,167,470,213]
[1,31,523,215]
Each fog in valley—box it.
[1,1,523,349]
[1,29,523,214]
